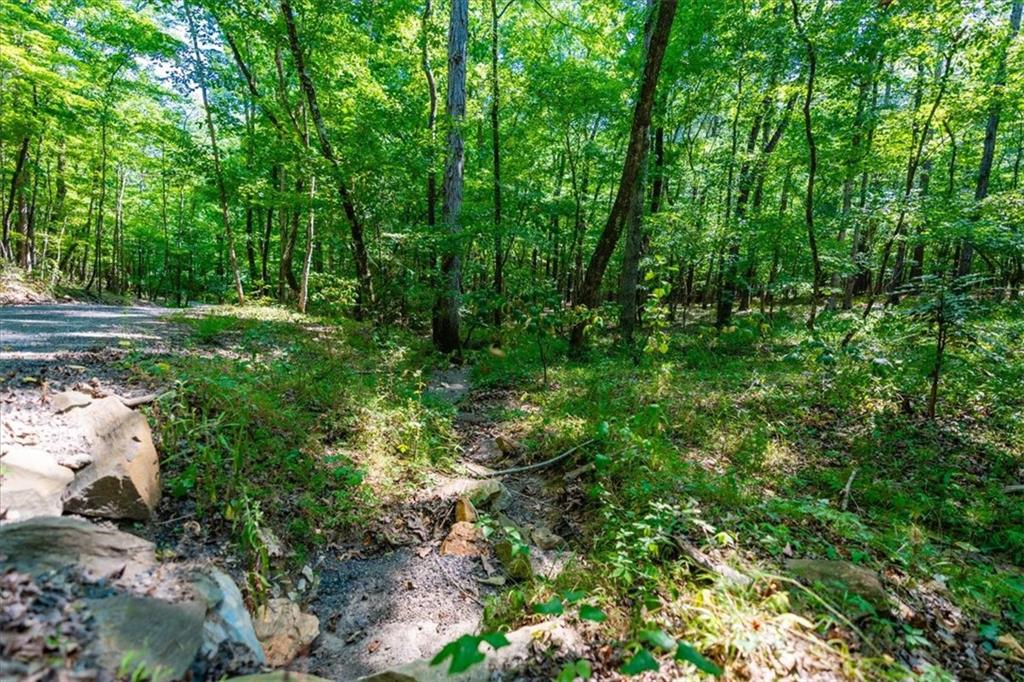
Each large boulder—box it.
[0,445,74,521]
[254,598,320,667]
[87,594,206,682]
[61,396,160,520]
[0,516,155,580]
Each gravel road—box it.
[1,304,172,358]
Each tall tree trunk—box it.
[433,0,468,355]
[957,0,1022,277]
[298,176,315,313]
[570,0,678,352]
[1,136,29,260]
[490,0,504,331]
[792,0,822,330]
[280,0,374,319]
[186,1,245,304]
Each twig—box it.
[672,535,752,587]
[840,467,858,511]
[119,392,159,408]
[464,438,595,479]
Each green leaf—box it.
[479,632,511,650]
[534,597,564,615]
[578,605,606,622]
[675,642,722,676]
[575,659,592,678]
[557,659,593,682]
[562,589,586,604]
[596,421,610,438]
[430,634,485,674]
[620,649,660,675]
[640,629,676,651]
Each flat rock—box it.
[0,445,74,522]
[785,559,891,609]
[87,594,205,682]
[51,390,93,413]
[254,598,320,667]
[62,396,160,520]
[0,516,156,580]
[440,521,484,557]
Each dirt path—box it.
[301,367,580,679]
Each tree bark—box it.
[433,0,468,355]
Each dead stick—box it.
[119,393,159,408]
[840,467,858,511]
[1004,484,1024,494]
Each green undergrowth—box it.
[475,302,1024,678]
[139,306,456,596]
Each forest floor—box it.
[2,300,1022,680]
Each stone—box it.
[785,559,891,609]
[494,435,521,454]
[357,618,584,681]
[530,526,564,551]
[0,446,74,522]
[62,396,160,520]
[0,516,156,580]
[494,539,533,581]
[254,598,320,667]
[191,568,266,666]
[87,594,206,682]
[51,390,93,413]
[454,496,477,523]
[466,479,506,510]
[439,521,483,557]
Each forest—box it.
[1,0,1023,679]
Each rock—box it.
[785,559,891,609]
[62,396,160,520]
[454,496,477,523]
[494,539,533,581]
[494,435,521,454]
[357,618,584,681]
[439,521,483,557]
[466,479,507,510]
[254,598,320,667]
[435,479,508,512]
[87,594,206,682]
[51,390,93,413]
[0,516,156,580]
[0,446,74,522]
[191,568,266,666]
[530,526,564,551]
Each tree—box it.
[433,0,468,355]
[570,0,678,352]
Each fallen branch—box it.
[119,393,158,408]
[840,467,858,511]
[672,535,752,587]
[466,438,595,479]
[1004,484,1024,494]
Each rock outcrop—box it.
[254,598,321,667]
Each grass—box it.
[124,297,1022,677]
[137,305,456,595]
[474,300,1024,678]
